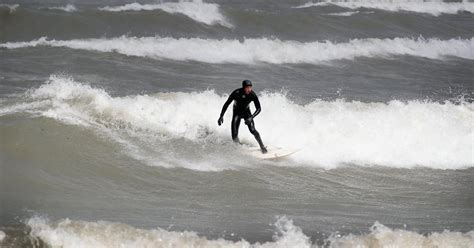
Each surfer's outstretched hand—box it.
[218,116,224,126]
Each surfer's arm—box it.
[250,95,261,119]
[218,91,236,126]
[220,95,233,117]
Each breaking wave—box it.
[1,36,473,64]
[46,4,78,12]
[26,215,474,248]
[0,4,19,13]
[1,75,472,170]
[99,0,231,27]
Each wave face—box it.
[296,0,474,16]
[1,75,472,170]
[26,216,474,248]
[1,36,473,64]
[99,0,231,27]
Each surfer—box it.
[218,80,267,154]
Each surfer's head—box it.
[242,80,252,94]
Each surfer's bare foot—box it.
[261,147,267,154]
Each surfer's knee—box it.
[250,129,259,136]
[247,123,258,135]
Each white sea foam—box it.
[324,10,360,16]
[47,4,78,12]
[99,0,231,27]
[0,4,19,13]
[323,10,375,16]
[3,75,472,170]
[1,36,473,64]
[295,0,474,16]
[326,221,474,247]
[27,216,474,248]
[0,230,5,242]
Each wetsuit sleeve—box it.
[220,90,236,117]
[251,93,261,118]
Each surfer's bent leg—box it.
[246,119,266,153]
[231,114,241,143]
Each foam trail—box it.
[1,36,473,64]
[47,4,78,12]
[27,216,474,248]
[99,0,231,27]
[2,75,472,170]
[295,0,474,16]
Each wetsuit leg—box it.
[246,119,265,150]
[231,114,241,143]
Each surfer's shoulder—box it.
[251,91,258,98]
[231,88,241,96]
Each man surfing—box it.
[218,80,267,154]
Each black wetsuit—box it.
[219,88,265,150]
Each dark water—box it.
[0,0,473,247]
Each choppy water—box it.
[0,0,473,247]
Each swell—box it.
[0,5,223,43]
[1,3,473,43]
[296,0,474,16]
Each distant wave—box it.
[0,4,19,13]
[46,4,78,12]
[1,36,473,64]
[1,75,472,170]
[99,0,231,27]
[295,0,474,16]
[27,215,474,247]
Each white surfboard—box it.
[244,146,299,160]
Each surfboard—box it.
[244,146,299,160]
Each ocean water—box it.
[0,0,473,247]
